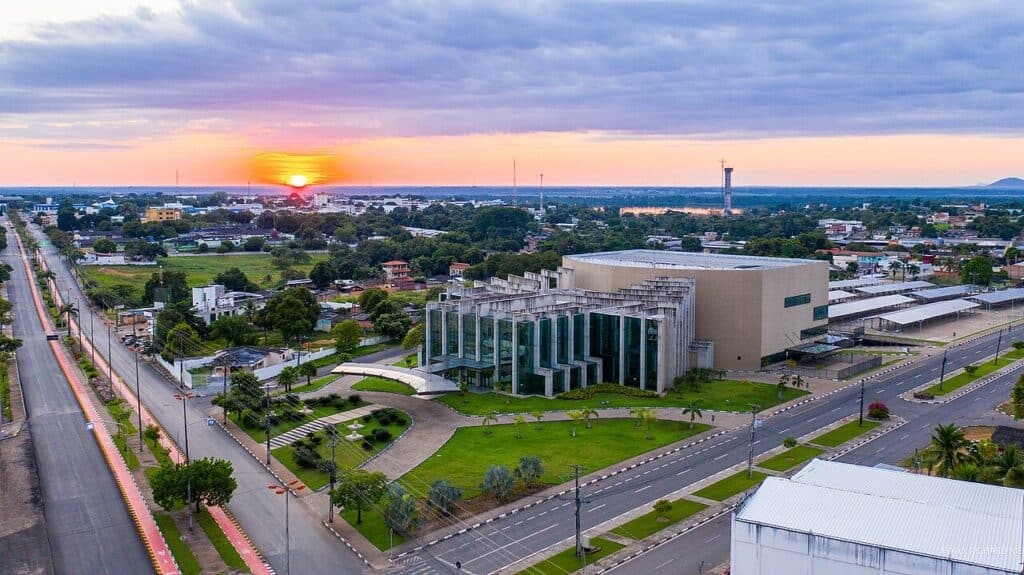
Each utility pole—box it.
[88,301,95,364]
[222,362,230,424]
[174,393,195,531]
[858,379,866,426]
[177,331,185,388]
[132,319,142,452]
[996,328,1004,364]
[938,350,948,392]
[264,383,272,464]
[326,424,338,523]
[296,335,304,367]
[571,464,586,558]
[747,405,760,478]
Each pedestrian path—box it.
[269,403,382,448]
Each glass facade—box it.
[785,293,812,307]
[813,305,828,321]
[573,313,585,361]
[645,318,659,390]
[800,325,828,339]
[428,308,443,359]
[557,315,569,365]
[590,313,620,384]
[463,313,477,357]
[516,321,545,395]
[445,311,459,355]
[623,316,642,388]
[539,317,552,368]
[498,319,513,388]
[480,317,494,363]
[553,370,566,395]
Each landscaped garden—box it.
[436,380,806,416]
[809,420,879,448]
[272,407,411,490]
[402,417,712,499]
[352,376,417,396]
[610,498,708,540]
[693,470,768,501]
[229,392,367,443]
[756,445,824,472]
[516,537,624,575]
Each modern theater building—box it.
[561,250,829,371]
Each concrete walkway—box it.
[268,403,382,449]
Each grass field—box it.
[272,412,411,490]
[341,507,406,550]
[196,511,250,573]
[924,352,1022,396]
[286,374,339,395]
[809,420,879,448]
[394,354,418,368]
[610,499,708,540]
[233,401,366,444]
[516,537,624,575]
[756,445,824,472]
[693,470,768,501]
[352,376,417,396]
[436,380,806,416]
[153,512,201,575]
[80,253,329,299]
[402,419,711,499]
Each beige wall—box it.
[563,256,828,370]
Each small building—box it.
[382,260,414,289]
[211,346,289,374]
[142,206,182,222]
[192,284,264,324]
[732,459,1024,575]
[449,262,471,278]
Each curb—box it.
[901,360,1024,405]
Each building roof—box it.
[382,260,409,266]
[970,288,1024,306]
[991,425,1024,450]
[215,346,273,368]
[828,294,914,320]
[563,249,817,270]
[909,284,976,301]
[736,460,1024,573]
[856,280,935,295]
[828,277,885,290]
[827,289,855,302]
[876,298,979,326]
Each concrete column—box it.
[424,306,434,360]
[440,309,448,356]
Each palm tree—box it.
[513,415,527,439]
[482,413,498,436]
[682,402,703,429]
[952,461,981,482]
[776,374,790,402]
[58,301,78,338]
[531,410,544,429]
[629,407,649,429]
[942,256,957,274]
[566,410,584,437]
[582,408,599,429]
[642,409,657,440]
[906,263,921,280]
[243,299,258,323]
[930,423,967,477]
[997,444,1023,476]
[889,260,903,279]
[791,374,806,390]
[1005,465,1024,488]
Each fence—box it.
[787,353,884,380]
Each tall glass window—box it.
[463,313,477,358]
[498,319,513,387]
[569,366,581,390]
[573,313,585,361]
[557,315,569,365]
[553,371,566,395]
[539,317,552,369]
[517,321,545,395]
[623,316,642,388]
[480,316,494,363]
[428,308,443,359]
[645,319,659,390]
[445,311,459,355]
[590,313,620,384]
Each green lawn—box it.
[394,354,418,368]
[436,380,806,416]
[352,376,417,396]
[341,507,406,550]
[112,434,141,471]
[153,512,201,575]
[693,470,768,501]
[809,420,879,448]
[516,537,624,575]
[403,419,712,499]
[233,401,366,444]
[80,253,330,298]
[756,446,824,472]
[287,374,339,395]
[924,354,1019,396]
[272,412,411,490]
[610,499,708,540]
[306,343,397,369]
[196,511,250,573]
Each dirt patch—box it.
[963,426,995,441]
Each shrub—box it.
[556,382,659,401]
[480,465,516,502]
[372,428,393,443]
[143,424,161,442]
[361,440,374,451]
[652,499,673,517]
[394,416,408,426]
[294,446,322,469]
[964,364,979,376]
[913,390,935,400]
[783,437,798,448]
[1013,341,1024,350]
[867,401,890,420]
[348,394,362,405]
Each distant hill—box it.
[986,177,1024,188]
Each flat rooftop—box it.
[564,250,815,270]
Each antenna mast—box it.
[539,172,544,219]
[513,159,517,206]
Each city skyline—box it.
[2,1,1023,186]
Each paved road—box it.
[605,333,1024,575]
[31,226,371,575]
[2,223,153,574]
[390,323,1024,575]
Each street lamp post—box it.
[174,392,196,531]
[268,479,306,575]
[325,424,338,523]
[262,383,274,464]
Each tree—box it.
[331,469,388,525]
[776,374,790,402]
[1005,466,1024,488]
[1012,374,1024,419]
[150,458,237,512]
[567,409,585,437]
[514,455,544,487]
[641,408,657,439]
[513,414,527,439]
[961,255,994,286]
[298,362,317,387]
[402,323,424,350]
[358,288,389,316]
[652,499,673,519]
[682,402,703,429]
[332,319,363,354]
[214,371,263,418]
[531,410,544,429]
[309,261,336,290]
[629,407,652,429]
[383,483,418,535]
[481,413,498,436]
[427,479,463,515]
[213,267,258,292]
[150,462,187,511]
[92,238,118,254]
[144,269,189,304]
[582,408,599,429]
[57,301,78,338]
[278,366,298,393]
[888,259,903,279]
[930,423,967,477]
[0,334,23,354]
[375,312,412,341]
[210,315,257,347]
[258,287,320,342]
[480,465,515,502]
[162,322,201,361]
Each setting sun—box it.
[252,152,340,190]
[288,174,308,188]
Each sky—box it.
[2,0,1023,187]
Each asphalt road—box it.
[2,222,153,575]
[390,323,1024,575]
[30,226,371,575]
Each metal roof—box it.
[876,298,979,326]
[735,460,1024,572]
[909,285,975,301]
[970,288,1024,306]
[828,294,914,320]
[828,277,884,290]
[856,280,934,295]
[563,250,816,270]
[827,290,855,302]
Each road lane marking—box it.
[635,485,652,494]
[588,504,607,513]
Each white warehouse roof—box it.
[875,298,979,326]
[856,280,935,295]
[735,460,1024,573]
[827,290,856,302]
[563,250,815,270]
[828,294,913,320]
[828,277,884,290]
[970,288,1024,306]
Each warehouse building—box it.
[561,250,829,370]
[422,268,695,396]
[731,460,1024,575]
